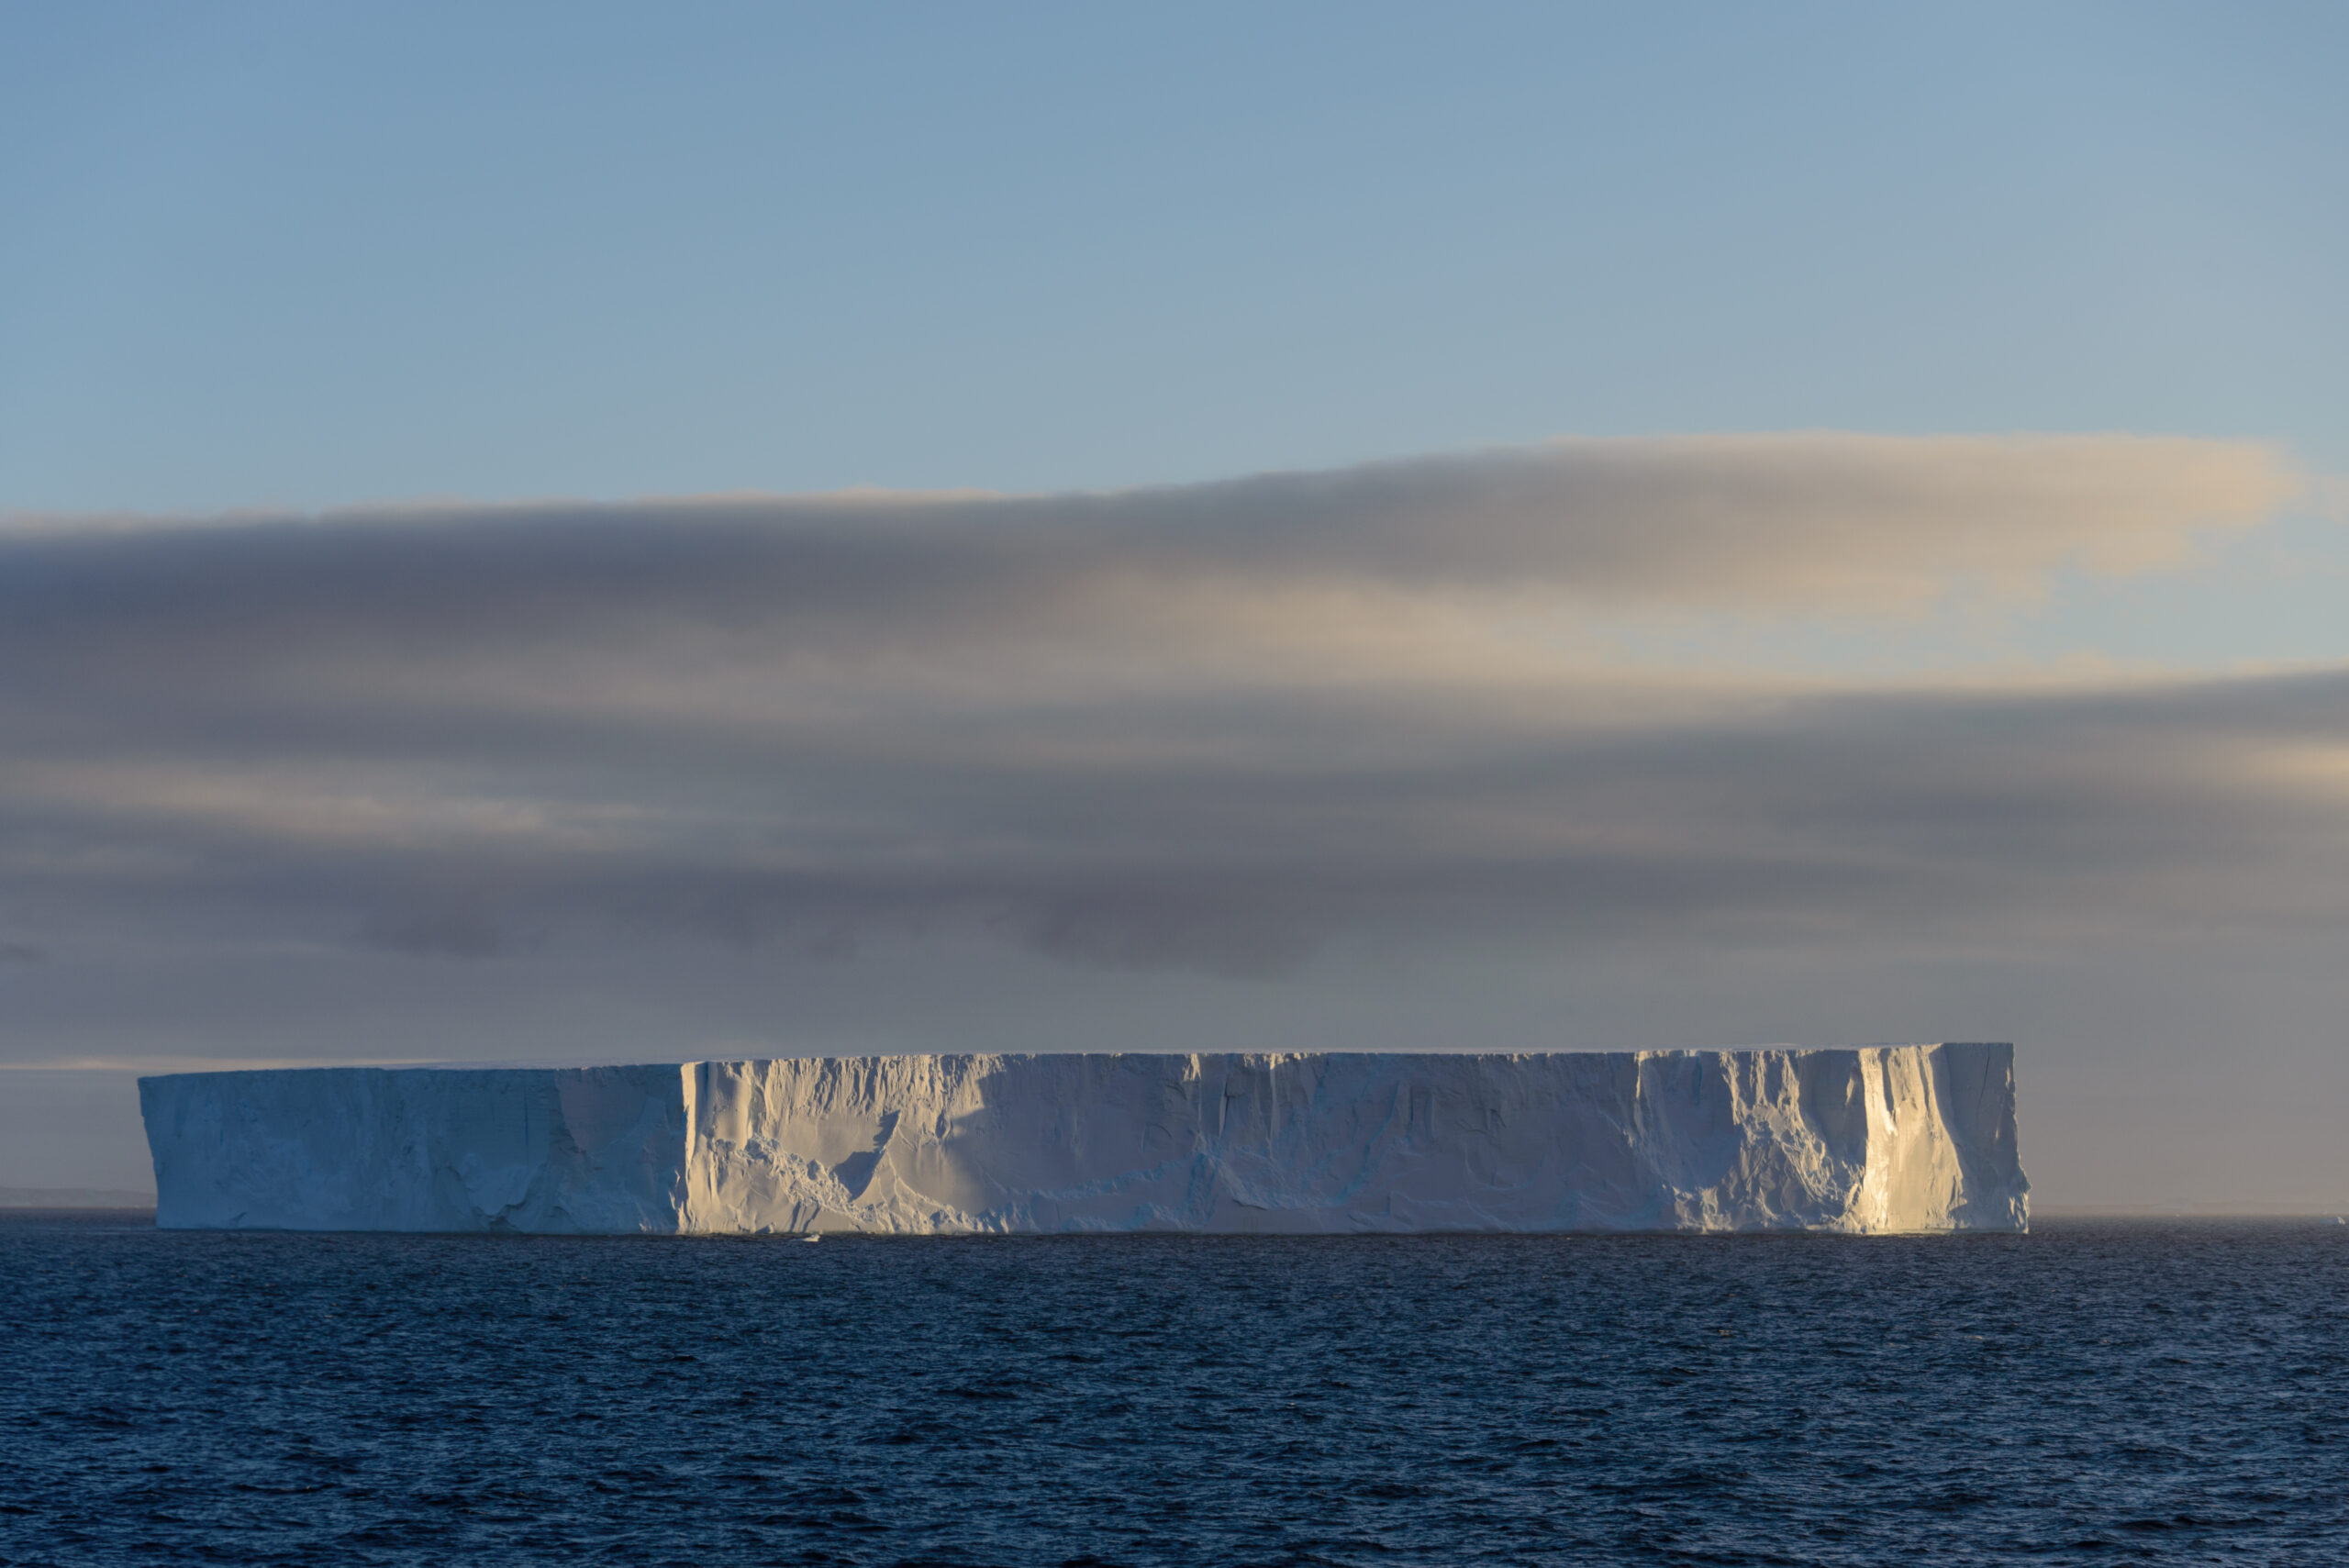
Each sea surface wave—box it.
[4,1214,2344,1565]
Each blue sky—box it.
[4,5,2348,1208]
[6,2,2343,509]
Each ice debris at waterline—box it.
[138,1047,2027,1235]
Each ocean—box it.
[4,1212,2343,1565]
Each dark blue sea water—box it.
[4,1214,2344,1566]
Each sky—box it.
[3,3,2346,1209]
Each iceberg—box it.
[139,1046,2027,1234]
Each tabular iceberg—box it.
[139,1046,2027,1235]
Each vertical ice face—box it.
[142,1045,2026,1234]
[139,1064,692,1232]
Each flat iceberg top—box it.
[140,1045,2027,1236]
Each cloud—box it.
[0,433,2297,671]
[6,666,2348,976]
[0,433,2337,980]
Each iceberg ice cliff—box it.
[139,1046,2026,1234]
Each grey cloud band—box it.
[0,434,2334,975]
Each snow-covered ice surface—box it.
[139,1047,2026,1234]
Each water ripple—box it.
[2,1216,2344,1565]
